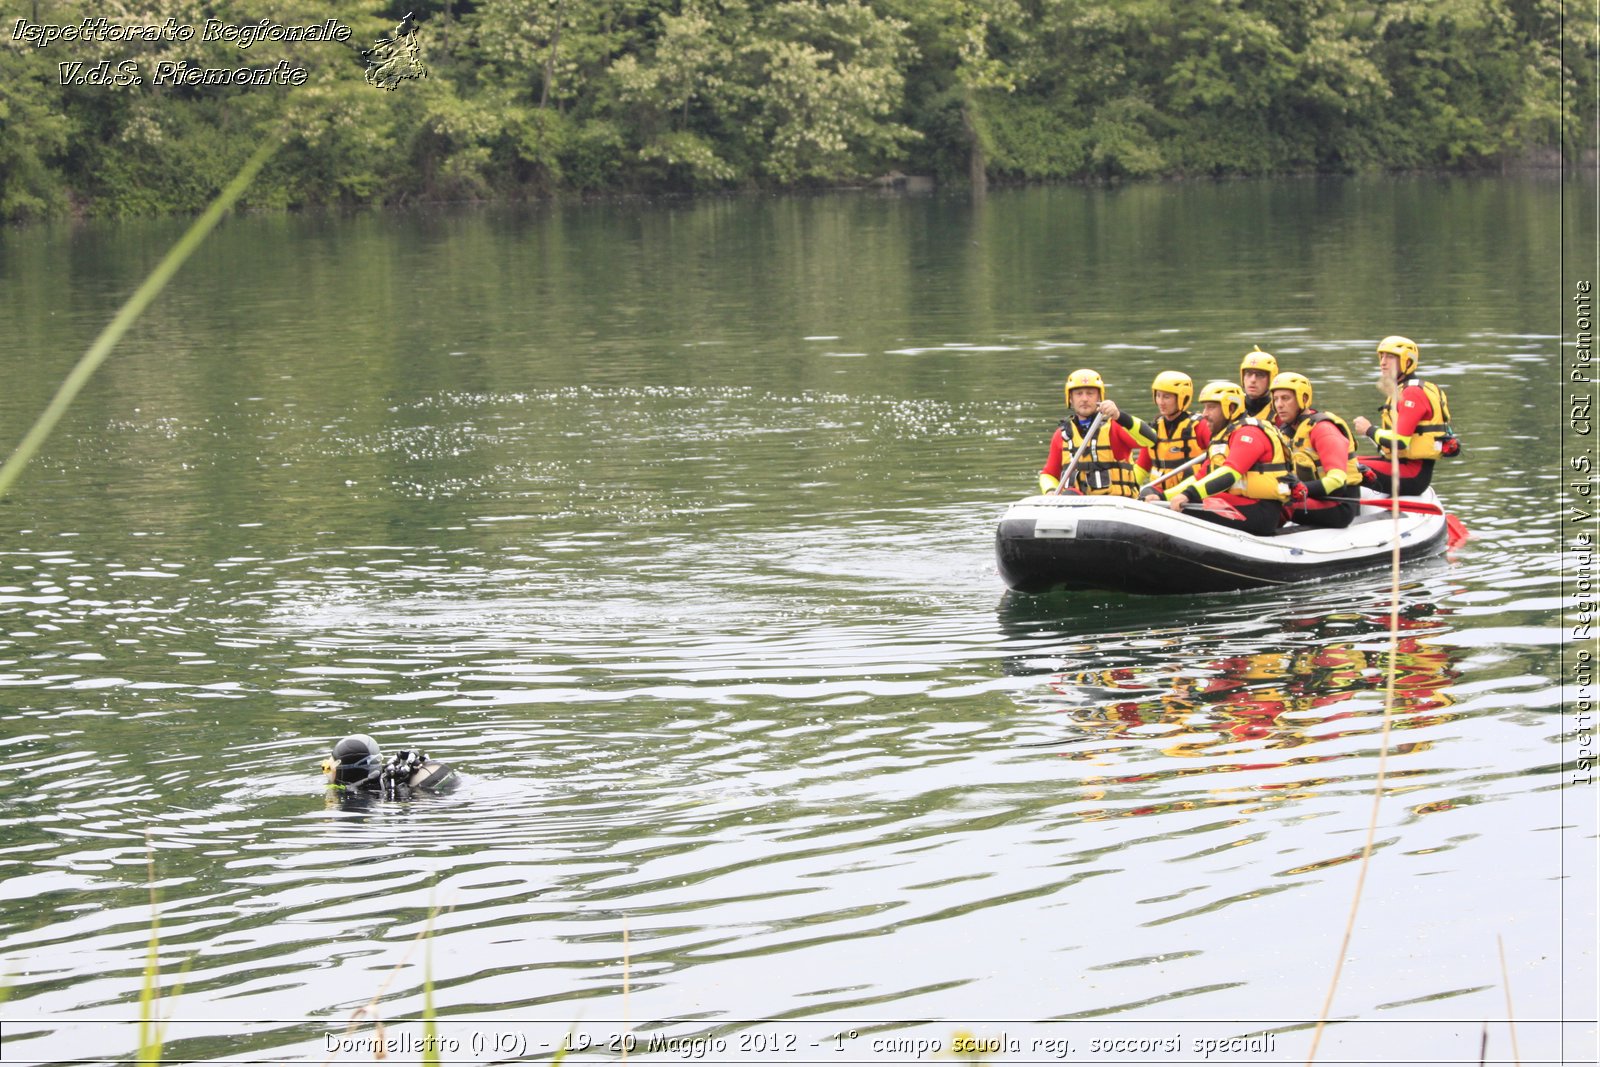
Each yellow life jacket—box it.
[1381,378,1454,461]
[1212,417,1293,501]
[1061,417,1141,498]
[1149,411,1206,473]
[1287,410,1360,485]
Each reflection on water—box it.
[1044,604,1458,755]
[1003,587,1469,808]
[0,179,1587,1064]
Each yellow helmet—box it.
[1150,370,1193,411]
[1064,368,1105,404]
[1197,379,1246,422]
[1239,345,1278,381]
[1376,335,1419,377]
[1269,371,1313,410]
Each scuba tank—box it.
[324,736,459,796]
[379,749,459,794]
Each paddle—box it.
[1139,450,1245,523]
[1141,451,1207,492]
[1199,496,1246,522]
[1355,496,1470,548]
[1169,497,1247,522]
[1353,497,1444,516]
[1055,410,1106,495]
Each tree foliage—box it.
[0,0,1591,220]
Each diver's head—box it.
[324,734,382,785]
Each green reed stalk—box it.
[422,908,441,1067]
[0,136,281,503]
[0,120,280,1064]
[1304,456,1405,1063]
[137,896,164,1063]
[1498,935,1521,1066]
[138,838,191,1064]
[326,900,449,1066]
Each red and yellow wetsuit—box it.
[1135,411,1212,488]
[1283,409,1360,528]
[1156,417,1291,535]
[1039,413,1151,497]
[1363,378,1453,495]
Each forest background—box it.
[2,0,1595,221]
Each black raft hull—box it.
[995,491,1449,595]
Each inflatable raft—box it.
[995,490,1450,594]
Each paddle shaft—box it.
[1354,497,1444,516]
[1056,410,1107,495]
[1141,451,1207,492]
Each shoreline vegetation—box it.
[2,0,1596,224]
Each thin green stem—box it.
[1499,935,1522,1066]
[0,135,281,502]
[1305,457,1403,1064]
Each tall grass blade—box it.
[621,919,631,1066]
[0,136,281,503]
[1303,463,1405,1064]
[137,906,162,1062]
[1498,935,1522,1066]
[137,836,191,1064]
[422,905,442,1067]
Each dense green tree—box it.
[0,0,1590,220]
[0,48,73,219]
[606,0,917,185]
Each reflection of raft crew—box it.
[1037,369,1154,497]
[1141,380,1297,535]
[1135,370,1211,488]
[323,734,459,796]
[1351,335,1459,496]
[1238,347,1279,423]
[1270,372,1361,529]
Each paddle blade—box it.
[1201,496,1246,523]
[1445,513,1469,549]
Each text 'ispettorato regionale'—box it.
[10,17,353,87]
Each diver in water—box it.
[323,734,459,796]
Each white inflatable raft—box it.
[995,490,1450,594]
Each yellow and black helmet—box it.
[1064,368,1106,404]
[1150,370,1194,411]
[1376,335,1419,377]
[1197,380,1246,422]
[1239,346,1278,381]
[325,734,382,785]
[1269,371,1313,410]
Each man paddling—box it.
[1140,380,1297,535]
[1037,368,1152,497]
[1351,335,1459,496]
[1271,372,1361,529]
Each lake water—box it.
[0,177,1593,1065]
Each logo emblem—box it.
[362,12,427,90]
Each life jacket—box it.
[1060,417,1141,497]
[1286,410,1360,488]
[1212,417,1293,501]
[1381,378,1455,461]
[1149,411,1205,474]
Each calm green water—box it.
[0,177,1591,1065]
